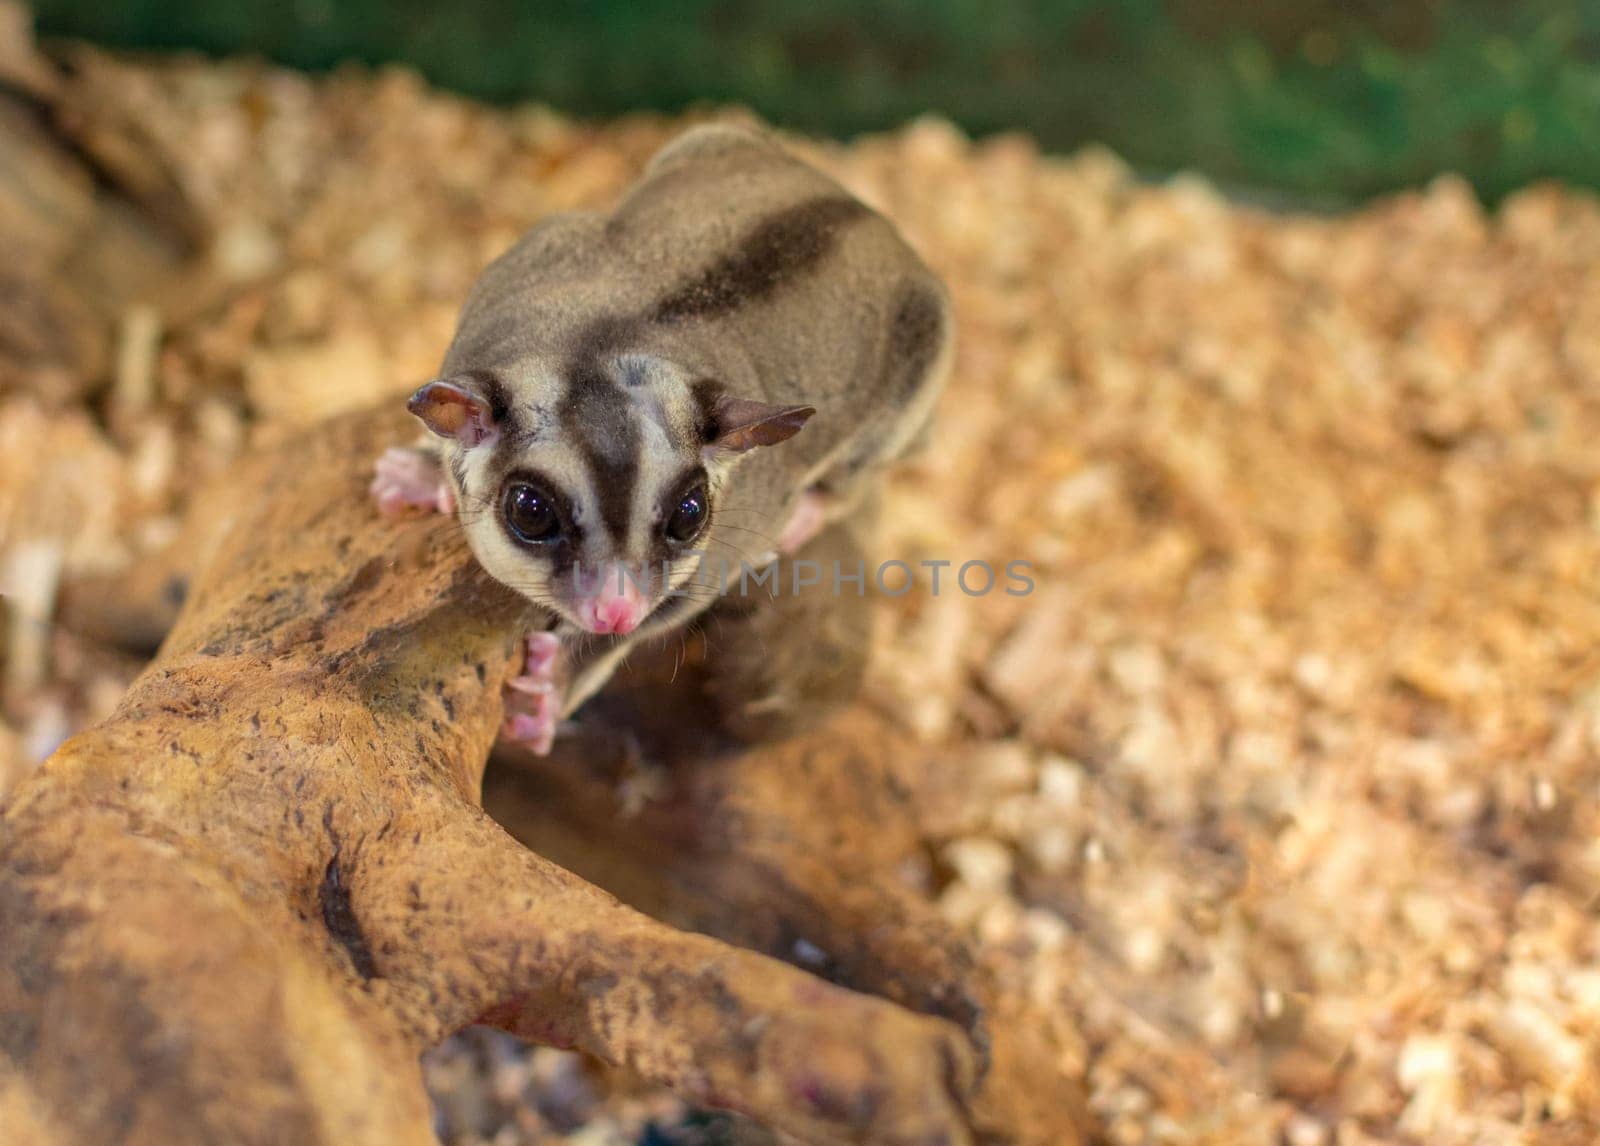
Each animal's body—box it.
[372,123,952,750]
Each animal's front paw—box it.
[501,632,563,755]
[370,447,455,516]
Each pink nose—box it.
[583,565,646,635]
[593,596,641,635]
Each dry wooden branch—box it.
[2,407,1087,1144]
[487,651,1092,1143]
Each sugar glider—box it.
[371,123,952,752]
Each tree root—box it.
[1,407,1088,1144]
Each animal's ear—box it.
[701,392,816,456]
[407,375,500,448]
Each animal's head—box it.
[407,358,812,635]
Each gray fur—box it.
[417,123,953,709]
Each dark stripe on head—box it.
[561,321,642,544]
[569,314,639,364]
[651,196,871,323]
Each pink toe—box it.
[506,675,553,696]
[504,713,540,740]
[524,632,560,672]
[502,711,555,756]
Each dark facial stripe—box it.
[559,360,641,547]
[568,313,638,364]
[651,195,871,323]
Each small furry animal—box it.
[372,123,952,752]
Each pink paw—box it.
[777,489,828,555]
[370,447,456,516]
[500,632,563,755]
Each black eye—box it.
[504,483,561,544]
[665,483,707,543]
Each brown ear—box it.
[705,395,816,455]
[407,377,499,447]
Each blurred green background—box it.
[30,0,1600,205]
